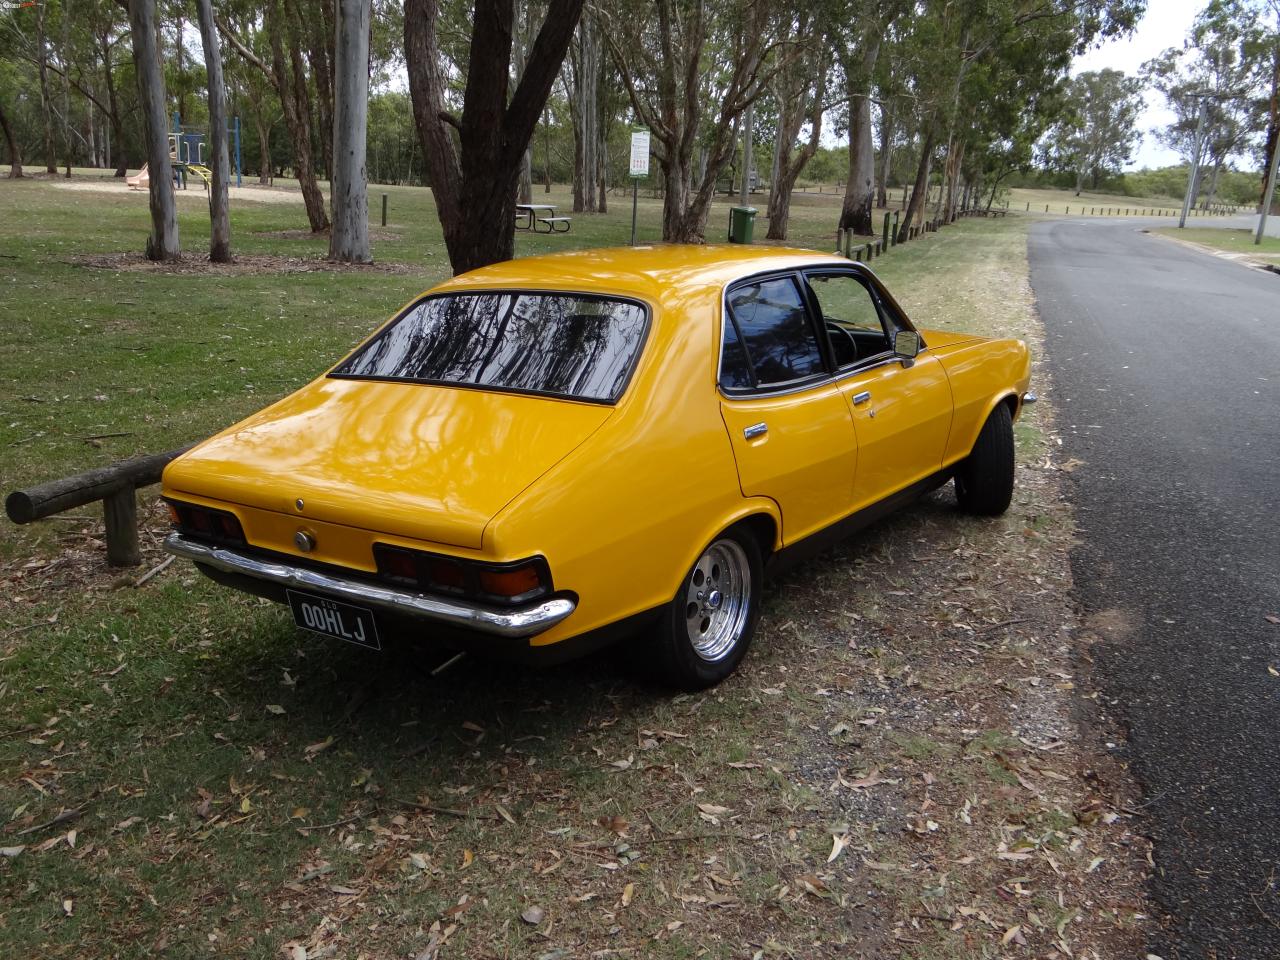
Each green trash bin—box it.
[728,206,757,244]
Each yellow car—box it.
[162,246,1032,688]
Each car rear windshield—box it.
[330,292,649,403]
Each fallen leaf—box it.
[461,848,474,869]
[113,816,142,833]
[827,833,850,863]
[0,846,24,858]
[240,796,252,814]
[597,815,628,835]
[62,898,73,917]
[1001,924,1023,945]
[1265,615,1280,625]
[696,803,731,816]
[727,761,761,769]
[844,768,887,790]
[304,736,334,757]
[1087,856,1105,873]
[494,803,516,825]
[796,874,828,898]
[608,755,634,771]
[287,945,307,960]
[329,884,359,896]
[621,883,635,907]
[266,704,286,715]
[1269,665,1279,678]
[521,905,545,925]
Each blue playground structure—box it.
[169,113,243,190]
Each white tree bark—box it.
[329,0,372,263]
[196,0,232,262]
[127,0,180,260]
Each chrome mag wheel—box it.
[684,538,752,662]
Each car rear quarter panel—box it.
[930,336,1031,465]
[486,285,773,648]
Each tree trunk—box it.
[196,0,233,263]
[329,0,372,263]
[1074,167,1083,196]
[405,0,584,274]
[128,0,180,260]
[36,2,57,173]
[839,36,880,235]
[897,126,935,244]
[268,0,330,232]
[255,113,273,183]
[769,45,829,241]
[99,29,127,176]
[307,0,336,180]
[875,107,894,208]
[596,126,607,212]
[0,97,23,177]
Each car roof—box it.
[436,245,852,305]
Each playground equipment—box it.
[128,114,242,192]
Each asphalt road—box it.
[1029,218,1280,958]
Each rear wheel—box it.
[954,402,1015,516]
[652,528,763,690]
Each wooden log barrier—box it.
[6,444,196,567]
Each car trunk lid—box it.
[163,377,613,550]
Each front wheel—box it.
[651,528,763,690]
[954,402,1015,516]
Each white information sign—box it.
[629,129,651,178]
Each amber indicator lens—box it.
[479,565,542,598]
[379,549,417,581]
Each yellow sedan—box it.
[162,245,1032,688]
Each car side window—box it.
[805,273,894,369]
[724,276,825,389]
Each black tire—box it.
[651,526,764,690]
[954,402,1015,516]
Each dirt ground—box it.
[48,177,307,205]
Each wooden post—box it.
[844,230,852,258]
[882,212,891,253]
[103,487,140,567]
[891,211,899,246]
[381,193,388,226]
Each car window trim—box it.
[718,263,925,401]
[719,270,832,396]
[326,288,653,406]
[803,268,895,370]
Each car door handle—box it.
[743,422,768,440]
[852,391,872,405]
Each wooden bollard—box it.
[381,193,388,227]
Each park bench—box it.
[535,215,572,233]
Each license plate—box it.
[287,590,381,651]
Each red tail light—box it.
[166,499,246,547]
[373,544,552,606]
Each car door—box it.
[717,273,858,545]
[803,270,953,513]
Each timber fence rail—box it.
[5,444,196,567]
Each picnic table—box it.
[516,203,571,233]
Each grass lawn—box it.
[0,176,1148,959]
[1152,225,1280,263]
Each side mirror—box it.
[892,329,921,363]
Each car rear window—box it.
[330,292,649,403]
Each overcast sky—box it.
[1072,0,1202,169]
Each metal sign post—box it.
[629,128,650,246]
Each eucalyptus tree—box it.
[329,0,372,263]
[602,0,787,242]
[1040,69,1142,193]
[839,0,909,236]
[195,0,232,262]
[127,0,180,260]
[1146,0,1275,206]
[765,5,832,240]
[0,95,21,177]
[404,0,585,273]
[219,1,331,232]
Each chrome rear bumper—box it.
[164,532,576,639]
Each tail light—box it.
[166,499,246,547]
[373,544,552,606]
